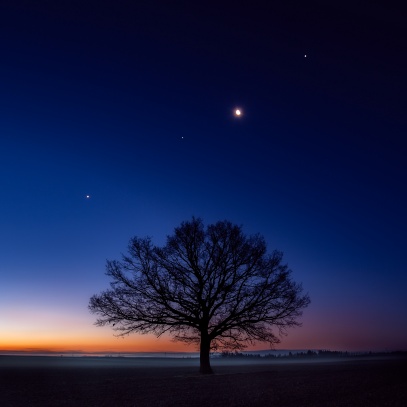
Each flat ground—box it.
[1,355,406,406]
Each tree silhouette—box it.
[89,218,310,374]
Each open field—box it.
[1,355,406,406]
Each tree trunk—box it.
[199,331,213,374]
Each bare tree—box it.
[89,218,310,374]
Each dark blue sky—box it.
[1,1,406,352]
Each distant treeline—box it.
[218,350,407,359]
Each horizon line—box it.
[1,348,405,356]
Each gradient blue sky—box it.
[1,0,406,353]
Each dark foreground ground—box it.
[1,355,406,406]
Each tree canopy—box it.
[89,218,310,373]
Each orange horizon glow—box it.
[0,337,194,354]
[2,330,400,354]
[2,316,404,354]
[2,301,405,354]
[0,327,197,353]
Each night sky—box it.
[1,0,406,353]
